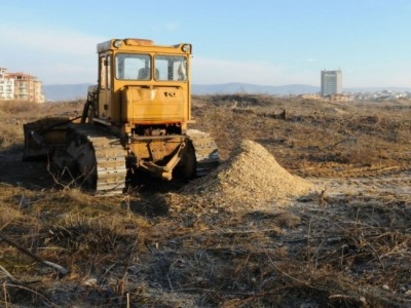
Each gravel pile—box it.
[181,139,312,211]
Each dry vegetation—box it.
[1,95,411,307]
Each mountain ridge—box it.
[42,82,411,101]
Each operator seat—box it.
[138,68,160,80]
[138,68,150,80]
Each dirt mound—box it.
[181,139,312,211]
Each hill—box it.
[42,82,411,102]
[42,83,91,101]
[42,82,320,101]
[193,82,319,95]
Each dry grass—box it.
[192,95,411,178]
[0,100,83,149]
[0,95,411,307]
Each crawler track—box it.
[187,129,219,176]
[66,124,127,194]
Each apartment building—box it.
[0,68,15,100]
[0,68,45,103]
[321,69,342,96]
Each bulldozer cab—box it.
[94,39,192,134]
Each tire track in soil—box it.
[310,170,411,199]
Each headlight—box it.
[182,44,190,52]
[113,40,123,48]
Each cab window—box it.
[154,55,187,81]
[99,56,107,88]
[115,53,151,80]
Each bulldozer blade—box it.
[22,117,71,161]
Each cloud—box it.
[0,24,105,83]
[0,24,105,56]
[31,63,96,84]
[191,56,317,86]
[0,23,325,86]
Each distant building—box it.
[0,68,44,103]
[0,68,15,100]
[299,93,321,100]
[321,69,342,96]
[329,93,352,102]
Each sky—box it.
[2,0,411,88]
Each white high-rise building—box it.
[321,69,342,96]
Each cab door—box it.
[98,53,112,119]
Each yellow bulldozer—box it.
[23,38,219,194]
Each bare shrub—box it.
[0,100,41,115]
[0,122,23,148]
